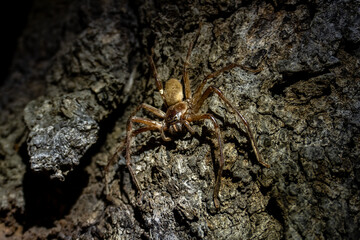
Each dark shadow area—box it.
[17,97,130,229]
[18,142,89,229]
[0,0,33,86]
[269,70,331,96]
[173,208,200,239]
[266,197,285,226]
[342,39,360,58]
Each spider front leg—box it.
[187,113,224,209]
[192,63,261,104]
[125,116,165,200]
[124,103,167,199]
[105,126,158,197]
[183,24,201,100]
[149,49,168,108]
[193,86,269,168]
[106,126,162,176]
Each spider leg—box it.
[149,49,168,108]
[133,103,166,119]
[105,126,159,196]
[124,103,167,199]
[192,64,261,104]
[129,103,171,141]
[126,116,164,194]
[192,63,238,103]
[187,113,224,209]
[182,120,195,134]
[193,86,269,169]
[106,138,126,176]
[160,126,171,141]
[106,126,160,175]
[183,24,202,100]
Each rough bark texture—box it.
[0,0,359,239]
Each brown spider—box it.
[107,27,269,208]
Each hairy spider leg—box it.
[187,113,224,209]
[193,85,270,169]
[192,63,261,104]
[183,25,201,100]
[133,103,167,118]
[149,49,168,108]
[125,103,167,198]
[181,119,195,134]
[106,139,126,175]
[192,63,238,103]
[106,126,161,174]
[105,126,158,196]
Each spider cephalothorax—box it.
[107,27,270,209]
[163,79,189,134]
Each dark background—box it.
[0,1,33,86]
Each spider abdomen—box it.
[164,78,183,106]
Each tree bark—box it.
[0,0,359,239]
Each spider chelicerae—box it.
[107,27,270,208]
